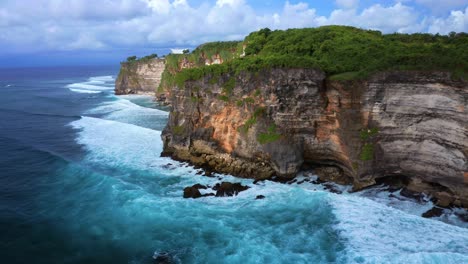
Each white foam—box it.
[70,116,166,171]
[66,75,115,93]
[69,88,102,94]
[87,98,167,116]
[331,194,468,263]
[84,96,168,131]
[89,75,114,83]
[67,83,113,91]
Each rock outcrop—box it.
[161,68,467,207]
[115,58,165,95]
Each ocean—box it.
[0,66,467,264]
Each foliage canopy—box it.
[159,25,468,91]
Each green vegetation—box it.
[360,143,374,161]
[253,106,266,117]
[173,125,184,135]
[358,127,378,161]
[126,56,137,62]
[257,124,282,144]
[243,26,467,78]
[190,96,200,103]
[158,41,242,91]
[328,71,363,81]
[218,95,229,102]
[159,25,467,93]
[244,97,255,104]
[360,127,379,140]
[238,116,257,134]
[191,41,243,60]
[125,54,158,63]
[236,97,257,107]
[222,77,236,95]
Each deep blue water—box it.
[0,66,467,264]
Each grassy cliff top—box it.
[161,26,467,90]
[243,25,467,79]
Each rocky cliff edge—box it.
[115,58,165,95]
[161,68,468,208]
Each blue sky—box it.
[0,0,466,67]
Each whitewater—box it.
[69,74,468,263]
[0,67,466,264]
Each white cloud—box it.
[66,33,106,50]
[146,0,171,14]
[335,0,359,9]
[0,0,466,55]
[216,0,246,8]
[413,0,468,15]
[428,7,468,34]
[324,2,422,33]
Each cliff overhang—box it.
[161,68,468,208]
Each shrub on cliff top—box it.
[160,26,467,91]
[244,25,467,77]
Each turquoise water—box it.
[0,66,467,263]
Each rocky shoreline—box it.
[161,68,467,209]
[173,159,467,222]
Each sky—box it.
[0,0,467,67]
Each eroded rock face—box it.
[115,59,165,95]
[162,69,467,207]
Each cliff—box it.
[115,58,165,95]
[161,69,468,208]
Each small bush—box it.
[360,143,374,161]
[257,124,281,144]
[244,97,255,104]
[218,95,229,102]
[173,125,184,135]
[360,127,379,140]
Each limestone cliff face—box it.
[115,59,165,95]
[161,69,467,207]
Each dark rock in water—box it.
[192,183,207,190]
[153,251,172,264]
[287,179,297,185]
[386,186,402,193]
[196,171,203,175]
[183,186,202,199]
[270,176,292,183]
[376,175,410,192]
[162,163,174,170]
[214,182,249,197]
[311,178,325,185]
[422,207,444,218]
[253,179,264,184]
[323,183,343,194]
[256,195,265,200]
[183,184,216,198]
[204,170,214,177]
[400,188,425,202]
[455,211,468,222]
[315,166,351,185]
[297,180,305,185]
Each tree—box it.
[183,49,190,54]
[127,56,137,62]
